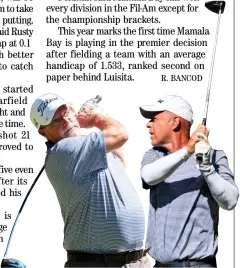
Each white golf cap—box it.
[140,95,193,123]
[30,93,72,129]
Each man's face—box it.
[39,105,81,143]
[146,111,174,147]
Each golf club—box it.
[202,1,226,126]
[79,95,102,112]
[92,95,102,104]
[196,1,225,162]
[1,165,45,268]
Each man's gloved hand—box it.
[79,99,107,116]
[186,125,209,154]
[195,140,211,171]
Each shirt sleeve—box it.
[211,150,236,185]
[53,132,108,180]
[141,148,162,167]
[141,149,159,189]
[74,132,108,177]
[141,148,166,189]
[141,147,191,188]
[201,150,239,210]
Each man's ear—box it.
[38,128,47,138]
[172,117,181,131]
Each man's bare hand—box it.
[76,107,97,129]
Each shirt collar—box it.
[45,141,55,150]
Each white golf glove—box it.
[79,99,107,116]
[195,140,211,171]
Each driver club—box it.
[196,1,226,162]
[201,1,226,126]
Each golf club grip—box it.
[198,119,206,162]
[94,95,102,104]
[78,95,102,114]
[196,154,203,162]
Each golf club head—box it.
[1,258,26,268]
[205,1,226,14]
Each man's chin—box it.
[151,139,162,147]
[150,137,156,146]
[64,127,81,137]
[151,142,157,147]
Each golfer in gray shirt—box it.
[139,95,238,268]
[30,94,150,268]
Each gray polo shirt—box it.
[45,132,145,253]
[141,147,235,263]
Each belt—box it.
[67,247,150,264]
[155,257,216,267]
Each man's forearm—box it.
[141,147,190,186]
[93,113,122,131]
[202,166,239,210]
[112,147,126,167]
[93,113,128,153]
[77,108,128,152]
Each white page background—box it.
[0,0,237,267]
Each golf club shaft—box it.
[3,165,45,258]
[202,7,223,126]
